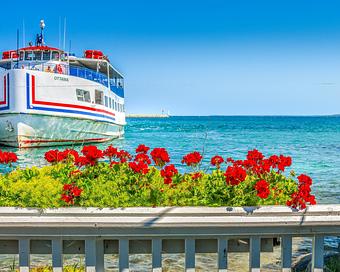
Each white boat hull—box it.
[0,113,124,148]
[0,69,125,147]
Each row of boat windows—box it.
[21,51,62,61]
[76,89,124,112]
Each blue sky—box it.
[1,0,340,115]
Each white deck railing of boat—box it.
[0,205,339,272]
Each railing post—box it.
[218,238,228,272]
[119,238,129,272]
[95,239,104,272]
[185,238,195,272]
[249,236,261,272]
[152,238,162,272]
[85,239,96,272]
[52,239,63,272]
[312,235,324,272]
[281,235,292,272]
[19,238,30,272]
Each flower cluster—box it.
[254,179,270,199]
[134,153,151,165]
[128,161,149,175]
[40,145,318,210]
[80,146,103,165]
[210,155,224,169]
[286,174,316,209]
[224,165,247,185]
[136,144,150,154]
[181,151,203,167]
[227,149,292,176]
[0,150,18,165]
[150,148,170,167]
[45,149,78,164]
[160,164,178,184]
[61,183,83,204]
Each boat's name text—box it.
[54,76,69,82]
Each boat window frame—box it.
[43,50,51,61]
[76,89,91,103]
[51,51,60,61]
[95,89,104,105]
[24,51,33,61]
[33,51,42,61]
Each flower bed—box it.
[0,145,316,209]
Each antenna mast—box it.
[63,17,66,51]
[22,20,25,47]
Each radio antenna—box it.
[63,17,67,51]
[58,17,61,48]
[22,20,25,47]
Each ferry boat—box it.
[0,21,125,147]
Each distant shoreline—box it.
[126,114,340,118]
[126,114,170,118]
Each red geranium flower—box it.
[224,165,247,186]
[134,153,151,165]
[182,151,202,167]
[74,156,91,167]
[117,150,132,163]
[44,150,61,163]
[160,164,178,184]
[61,149,79,161]
[150,148,170,167]
[254,179,270,199]
[81,145,103,165]
[0,151,18,165]
[286,173,316,210]
[191,172,202,180]
[136,144,150,154]
[210,155,224,169]
[103,145,118,161]
[247,149,264,162]
[61,183,83,205]
[128,161,149,175]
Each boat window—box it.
[33,51,42,61]
[25,51,33,61]
[104,96,108,107]
[43,51,50,61]
[19,51,24,61]
[115,102,117,111]
[52,51,60,60]
[95,90,104,105]
[76,89,91,102]
[109,98,112,109]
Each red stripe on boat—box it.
[30,75,115,117]
[0,75,6,105]
[21,137,110,144]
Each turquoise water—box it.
[2,116,340,204]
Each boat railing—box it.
[13,61,69,75]
[10,61,124,97]
[68,66,125,97]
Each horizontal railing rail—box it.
[0,205,338,271]
[69,66,124,98]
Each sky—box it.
[1,0,340,115]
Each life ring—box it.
[56,64,63,74]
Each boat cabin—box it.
[2,46,65,62]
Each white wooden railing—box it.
[0,205,339,272]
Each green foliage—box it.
[0,161,299,208]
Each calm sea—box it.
[2,116,340,204]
